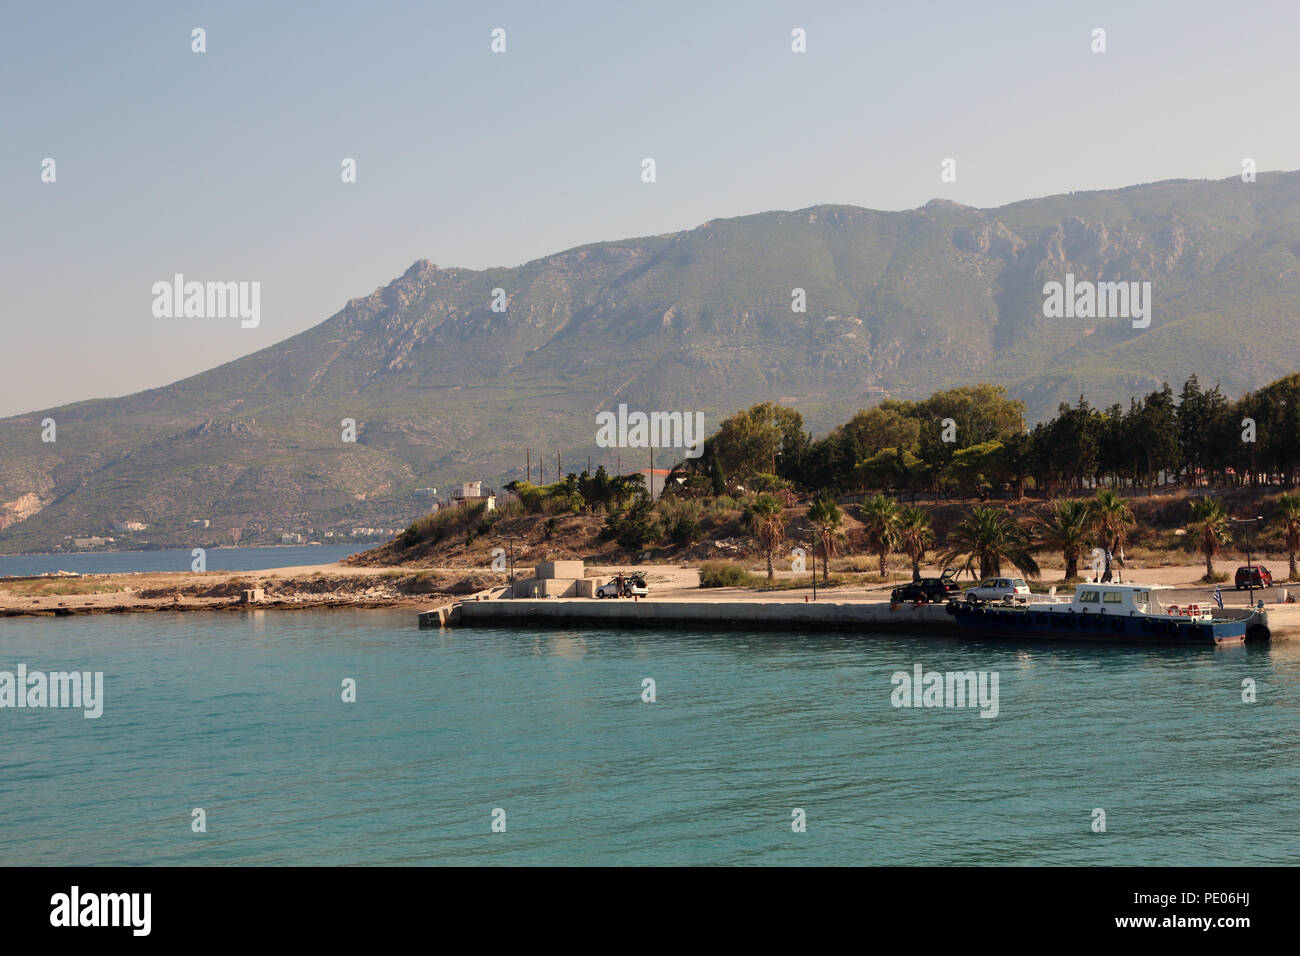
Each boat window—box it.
[1078,590,1100,603]
[1103,592,1123,603]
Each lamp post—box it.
[501,534,523,598]
[810,535,817,602]
[1230,515,1264,605]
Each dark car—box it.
[891,568,962,604]
[1235,565,1273,589]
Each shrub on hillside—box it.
[400,502,490,549]
[601,497,661,551]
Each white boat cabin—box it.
[1030,583,1213,621]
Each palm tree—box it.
[1036,498,1092,580]
[859,494,902,576]
[1090,488,1135,554]
[1275,493,1300,581]
[743,493,785,580]
[1187,497,1231,581]
[896,506,934,582]
[806,495,843,583]
[940,506,1040,580]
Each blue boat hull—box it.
[946,602,1247,645]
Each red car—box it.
[1235,565,1273,589]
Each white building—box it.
[450,481,496,511]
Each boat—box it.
[945,582,1253,645]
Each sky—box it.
[2,0,1296,417]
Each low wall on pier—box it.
[420,598,957,633]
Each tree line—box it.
[670,374,1300,499]
[747,488,1300,586]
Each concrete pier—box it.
[419,597,957,633]
[418,595,1300,640]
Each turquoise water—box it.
[0,544,366,577]
[1,609,1297,865]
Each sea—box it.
[1,607,1296,865]
[0,544,367,578]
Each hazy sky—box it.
[3,0,1295,417]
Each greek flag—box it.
[1213,586,1224,609]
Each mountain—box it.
[5,172,1300,550]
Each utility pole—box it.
[527,449,530,485]
[1231,515,1265,605]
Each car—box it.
[963,577,1031,605]
[1235,565,1273,589]
[891,568,962,604]
[596,575,648,598]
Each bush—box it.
[400,509,457,549]
[401,501,492,550]
[603,498,661,552]
[669,513,702,546]
[698,560,763,588]
[658,498,703,546]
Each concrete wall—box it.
[449,598,956,634]
[507,576,602,598]
[534,560,585,580]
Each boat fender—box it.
[1111,618,1124,632]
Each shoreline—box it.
[4,559,1297,630]
[0,562,487,618]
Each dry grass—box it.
[0,579,126,596]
